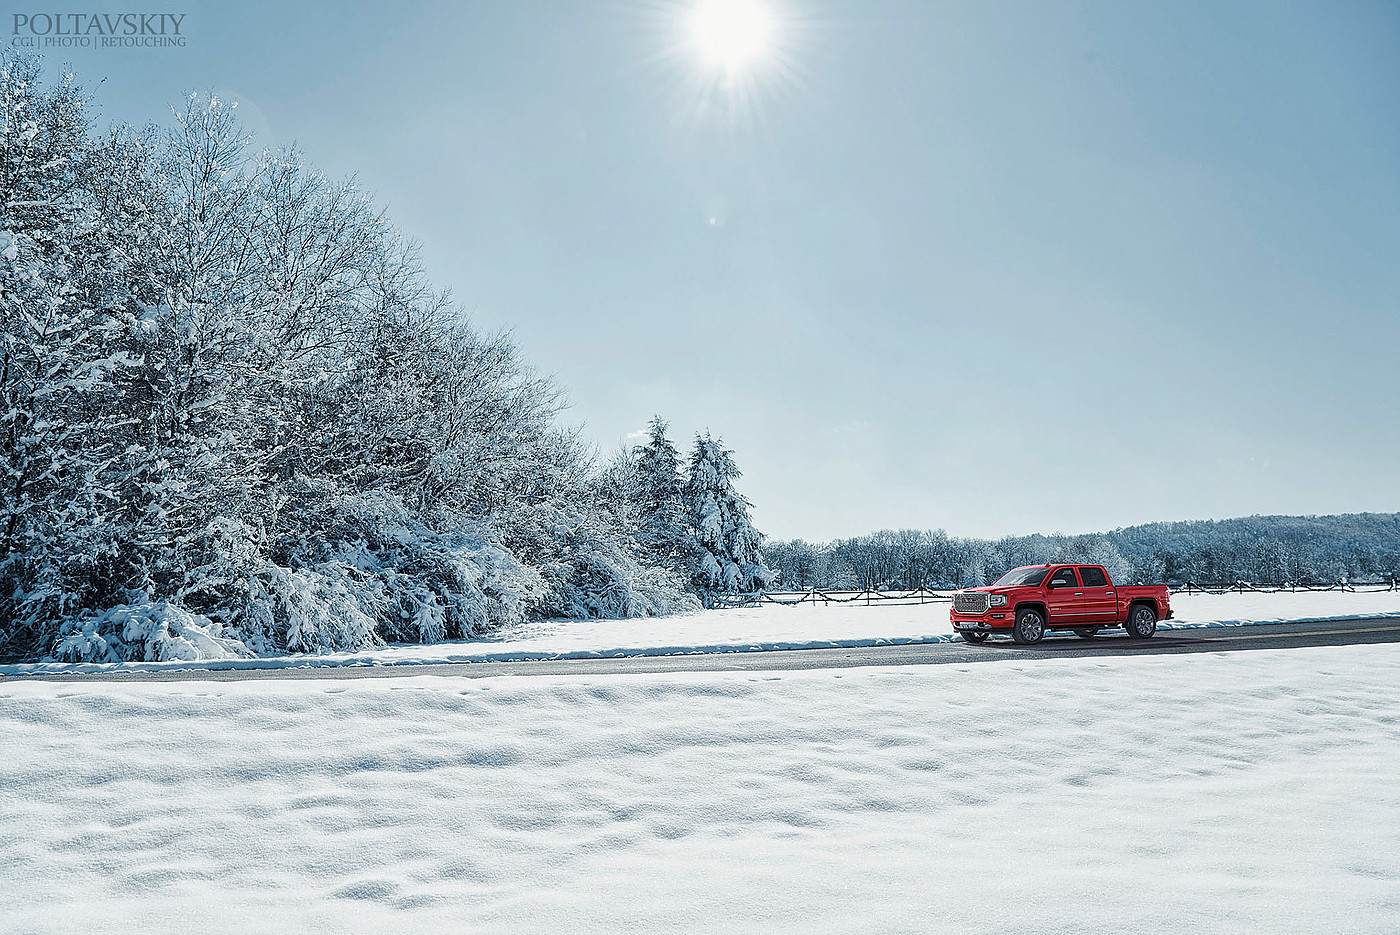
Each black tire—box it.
[962,630,989,644]
[1073,628,1101,639]
[1012,608,1045,645]
[1125,603,1158,639]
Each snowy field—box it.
[2,644,1398,933]
[5,588,1399,675]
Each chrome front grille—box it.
[953,591,990,615]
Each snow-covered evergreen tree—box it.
[682,433,773,601]
[632,417,691,573]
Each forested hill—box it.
[1108,513,1400,583]
[764,513,1400,591]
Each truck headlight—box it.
[989,594,1007,607]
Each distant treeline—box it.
[764,513,1400,590]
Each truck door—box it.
[1076,566,1117,623]
[1045,566,1089,623]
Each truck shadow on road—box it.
[965,635,1204,651]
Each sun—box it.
[687,0,776,74]
[638,0,803,125]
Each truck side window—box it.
[1048,568,1079,588]
[1079,567,1108,587]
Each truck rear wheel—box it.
[1073,628,1100,639]
[1012,608,1045,645]
[1125,604,1158,639]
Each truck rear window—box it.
[1079,567,1108,587]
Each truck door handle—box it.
[1074,592,1083,596]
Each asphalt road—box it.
[5,617,1398,684]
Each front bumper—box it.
[950,609,1012,631]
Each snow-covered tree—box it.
[682,433,773,601]
[631,416,691,573]
[763,538,822,589]
[0,56,162,657]
[1053,536,1132,584]
[0,54,697,661]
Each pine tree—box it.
[682,432,773,602]
[632,416,689,572]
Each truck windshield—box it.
[991,566,1050,587]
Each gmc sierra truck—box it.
[950,564,1172,645]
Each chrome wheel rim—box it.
[1022,612,1043,641]
[1134,608,1156,636]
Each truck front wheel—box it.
[962,630,989,644]
[1012,608,1045,645]
[1125,604,1158,639]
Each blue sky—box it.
[37,0,1400,539]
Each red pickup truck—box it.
[950,564,1172,645]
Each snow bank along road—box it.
[4,616,1399,683]
[2,644,1398,934]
